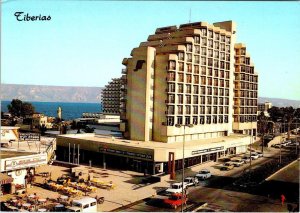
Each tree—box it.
[283,107,296,140]
[257,111,269,153]
[7,99,35,117]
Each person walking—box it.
[281,194,286,206]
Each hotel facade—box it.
[57,20,258,175]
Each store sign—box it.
[99,147,153,160]
[191,146,224,155]
[5,155,47,171]
[19,133,40,141]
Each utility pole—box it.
[249,122,252,168]
[68,143,71,163]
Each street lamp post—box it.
[175,123,193,213]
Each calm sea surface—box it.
[1,100,101,120]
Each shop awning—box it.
[0,173,13,185]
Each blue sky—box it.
[2,1,300,100]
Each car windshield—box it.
[200,170,209,174]
[172,184,180,189]
[184,178,190,182]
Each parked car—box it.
[165,182,187,195]
[256,152,263,157]
[163,193,188,209]
[220,162,234,171]
[231,158,244,167]
[195,169,212,180]
[241,156,251,163]
[272,144,281,148]
[249,153,259,160]
[184,176,199,187]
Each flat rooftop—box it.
[0,150,36,159]
[58,133,249,150]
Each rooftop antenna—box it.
[189,8,191,23]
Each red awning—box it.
[0,173,13,185]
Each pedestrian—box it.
[281,194,286,206]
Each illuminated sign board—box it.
[5,154,47,171]
[191,146,224,155]
[19,133,40,141]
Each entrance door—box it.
[133,160,142,172]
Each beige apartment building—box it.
[57,20,258,175]
[101,78,122,114]
[233,43,258,135]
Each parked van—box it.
[65,206,81,212]
[72,197,97,212]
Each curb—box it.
[265,159,298,181]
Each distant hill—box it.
[1,84,102,103]
[258,97,300,108]
[1,84,299,107]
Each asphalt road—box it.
[116,148,299,212]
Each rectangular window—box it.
[178,106,183,114]
[207,87,212,95]
[186,95,191,104]
[200,96,205,104]
[178,52,184,61]
[214,42,219,50]
[213,106,217,114]
[206,116,211,124]
[194,36,200,44]
[193,96,198,104]
[194,65,199,74]
[178,62,184,72]
[187,64,192,73]
[187,54,192,62]
[185,116,190,124]
[201,57,206,65]
[186,85,191,93]
[178,84,183,93]
[207,96,212,105]
[194,55,200,64]
[167,116,174,126]
[178,73,184,82]
[169,61,176,70]
[193,85,199,94]
[193,106,198,114]
[186,106,191,114]
[187,44,193,52]
[200,106,205,114]
[201,66,206,75]
[213,115,217,124]
[177,116,183,125]
[199,116,205,124]
[207,106,211,114]
[178,95,183,104]
[194,75,199,84]
[186,74,192,83]
[193,116,198,124]
[195,45,200,54]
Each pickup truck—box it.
[184,177,199,187]
[165,182,188,195]
[195,169,212,180]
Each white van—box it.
[65,206,81,212]
[72,197,97,212]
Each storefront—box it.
[57,133,251,175]
[0,151,48,194]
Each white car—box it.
[241,156,251,163]
[256,152,263,157]
[250,153,259,160]
[165,182,187,195]
[195,169,212,180]
[231,159,244,167]
[184,177,199,187]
